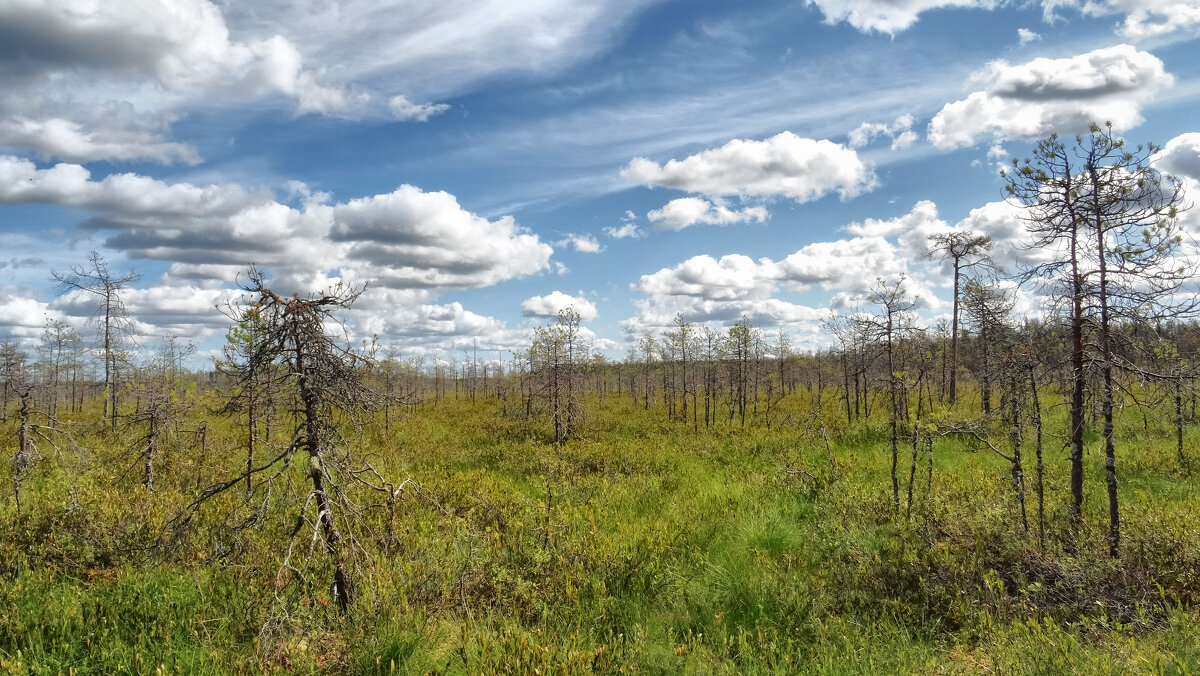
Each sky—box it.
[2,0,1200,366]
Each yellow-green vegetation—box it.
[1,388,1199,675]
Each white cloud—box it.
[777,237,905,290]
[330,186,554,290]
[219,0,664,100]
[848,113,917,150]
[0,293,59,340]
[388,95,450,122]
[1151,133,1200,240]
[0,0,356,162]
[0,155,554,293]
[1154,132,1200,181]
[804,0,999,34]
[622,201,965,338]
[929,44,1173,149]
[122,286,237,329]
[622,131,875,202]
[1017,28,1041,44]
[45,283,235,344]
[1046,0,1200,38]
[950,199,1047,272]
[622,252,825,336]
[0,155,263,215]
[0,0,347,108]
[603,223,645,239]
[555,233,604,253]
[805,0,1200,37]
[0,0,674,164]
[354,300,533,355]
[843,199,948,259]
[522,291,599,322]
[646,197,769,231]
[638,254,780,301]
[604,211,645,239]
[0,116,199,165]
[892,130,919,150]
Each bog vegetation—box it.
[2,128,1200,673]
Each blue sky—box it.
[2,0,1200,364]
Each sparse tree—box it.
[927,231,993,405]
[1006,123,1193,555]
[1,340,27,422]
[530,308,589,446]
[863,276,920,513]
[961,279,1014,414]
[52,252,141,431]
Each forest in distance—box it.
[2,127,1200,673]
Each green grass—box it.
[1,388,1199,673]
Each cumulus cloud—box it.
[805,0,1199,37]
[843,199,948,259]
[1154,133,1200,181]
[1017,28,1041,44]
[647,197,769,231]
[1045,0,1200,38]
[0,156,553,293]
[0,116,199,165]
[848,113,918,151]
[622,253,825,336]
[348,299,534,356]
[604,223,645,239]
[621,201,964,338]
[555,233,604,253]
[0,0,360,163]
[639,254,780,301]
[43,283,236,345]
[0,155,263,214]
[388,95,450,122]
[329,186,552,289]
[0,0,348,107]
[604,211,645,239]
[522,291,599,322]
[948,199,1049,272]
[929,44,1173,149]
[622,131,875,202]
[0,293,59,340]
[1152,133,1200,239]
[804,0,999,34]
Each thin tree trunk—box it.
[1028,367,1046,550]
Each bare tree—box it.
[863,276,920,514]
[1,340,27,422]
[37,319,80,418]
[175,269,386,613]
[927,232,993,405]
[127,337,194,492]
[961,279,1014,414]
[52,252,141,432]
[529,308,589,446]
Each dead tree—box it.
[529,308,589,446]
[927,231,993,405]
[52,252,141,432]
[1,341,27,422]
[173,268,387,614]
[11,385,80,516]
[864,277,919,514]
